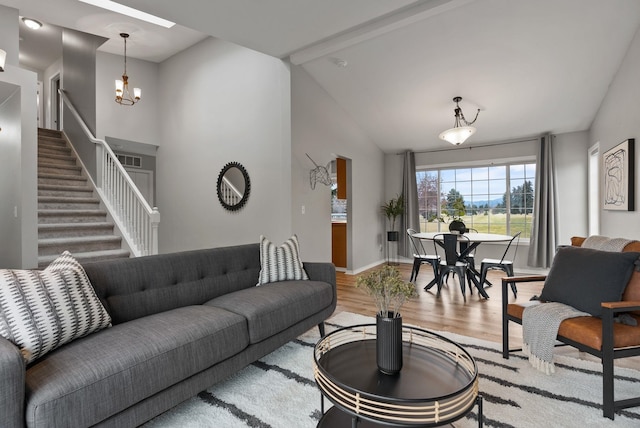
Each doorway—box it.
[50,74,60,130]
[126,168,155,207]
[331,157,351,270]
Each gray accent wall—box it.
[156,37,292,253]
[61,28,107,180]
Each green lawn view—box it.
[419,213,532,238]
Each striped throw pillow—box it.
[258,235,309,285]
[0,251,111,364]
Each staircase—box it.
[37,128,130,267]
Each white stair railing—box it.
[59,89,160,256]
[220,177,242,206]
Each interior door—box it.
[126,169,154,207]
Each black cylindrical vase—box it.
[387,231,399,241]
[376,313,403,375]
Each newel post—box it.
[150,207,161,255]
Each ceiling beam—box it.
[289,0,475,65]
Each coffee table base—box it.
[318,396,483,428]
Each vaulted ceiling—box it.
[5,0,640,153]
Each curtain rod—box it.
[397,136,543,155]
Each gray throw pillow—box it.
[0,251,111,364]
[540,246,640,316]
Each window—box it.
[416,162,536,238]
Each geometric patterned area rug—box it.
[143,311,640,428]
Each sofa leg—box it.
[318,322,326,337]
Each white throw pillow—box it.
[258,235,309,285]
[0,251,111,364]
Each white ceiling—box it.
[5,0,640,153]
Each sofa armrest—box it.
[303,262,336,287]
[0,337,25,428]
[303,262,337,305]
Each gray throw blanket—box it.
[522,301,589,374]
[582,235,635,252]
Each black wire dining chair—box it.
[406,229,440,290]
[432,233,471,298]
[478,232,522,297]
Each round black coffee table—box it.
[313,324,481,427]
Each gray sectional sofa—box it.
[0,243,336,427]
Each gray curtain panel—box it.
[528,134,558,268]
[399,151,421,258]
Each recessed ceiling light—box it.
[22,17,43,30]
[78,0,175,28]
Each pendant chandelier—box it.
[439,96,480,145]
[115,33,141,106]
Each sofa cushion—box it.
[83,244,261,324]
[0,251,111,364]
[508,302,640,350]
[258,235,309,285]
[24,305,248,428]
[539,246,640,316]
[205,280,333,343]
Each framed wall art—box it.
[603,138,635,211]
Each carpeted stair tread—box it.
[38,235,123,256]
[38,249,130,268]
[38,173,87,182]
[38,196,100,204]
[38,129,62,138]
[38,147,72,157]
[38,222,115,238]
[38,162,82,174]
[39,141,69,151]
[38,196,100,210]
[39,209,107,216]
[39,235,122,246]
[37,152,77,164]
[39,183,93,193]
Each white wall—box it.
[96,52,161,145]
[0,5,19,68]
[590,26,640,238]
[553,131,589,242]
[0,66,39,268]
[291,66,385,271]
[0,84,22,268]
[156,37,292,253]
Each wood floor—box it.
[334,262,640,369]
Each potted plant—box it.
[356,265,418,375]
[381,194,404,241]
[429,197,468,234]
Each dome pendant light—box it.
[439,96,480,145]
